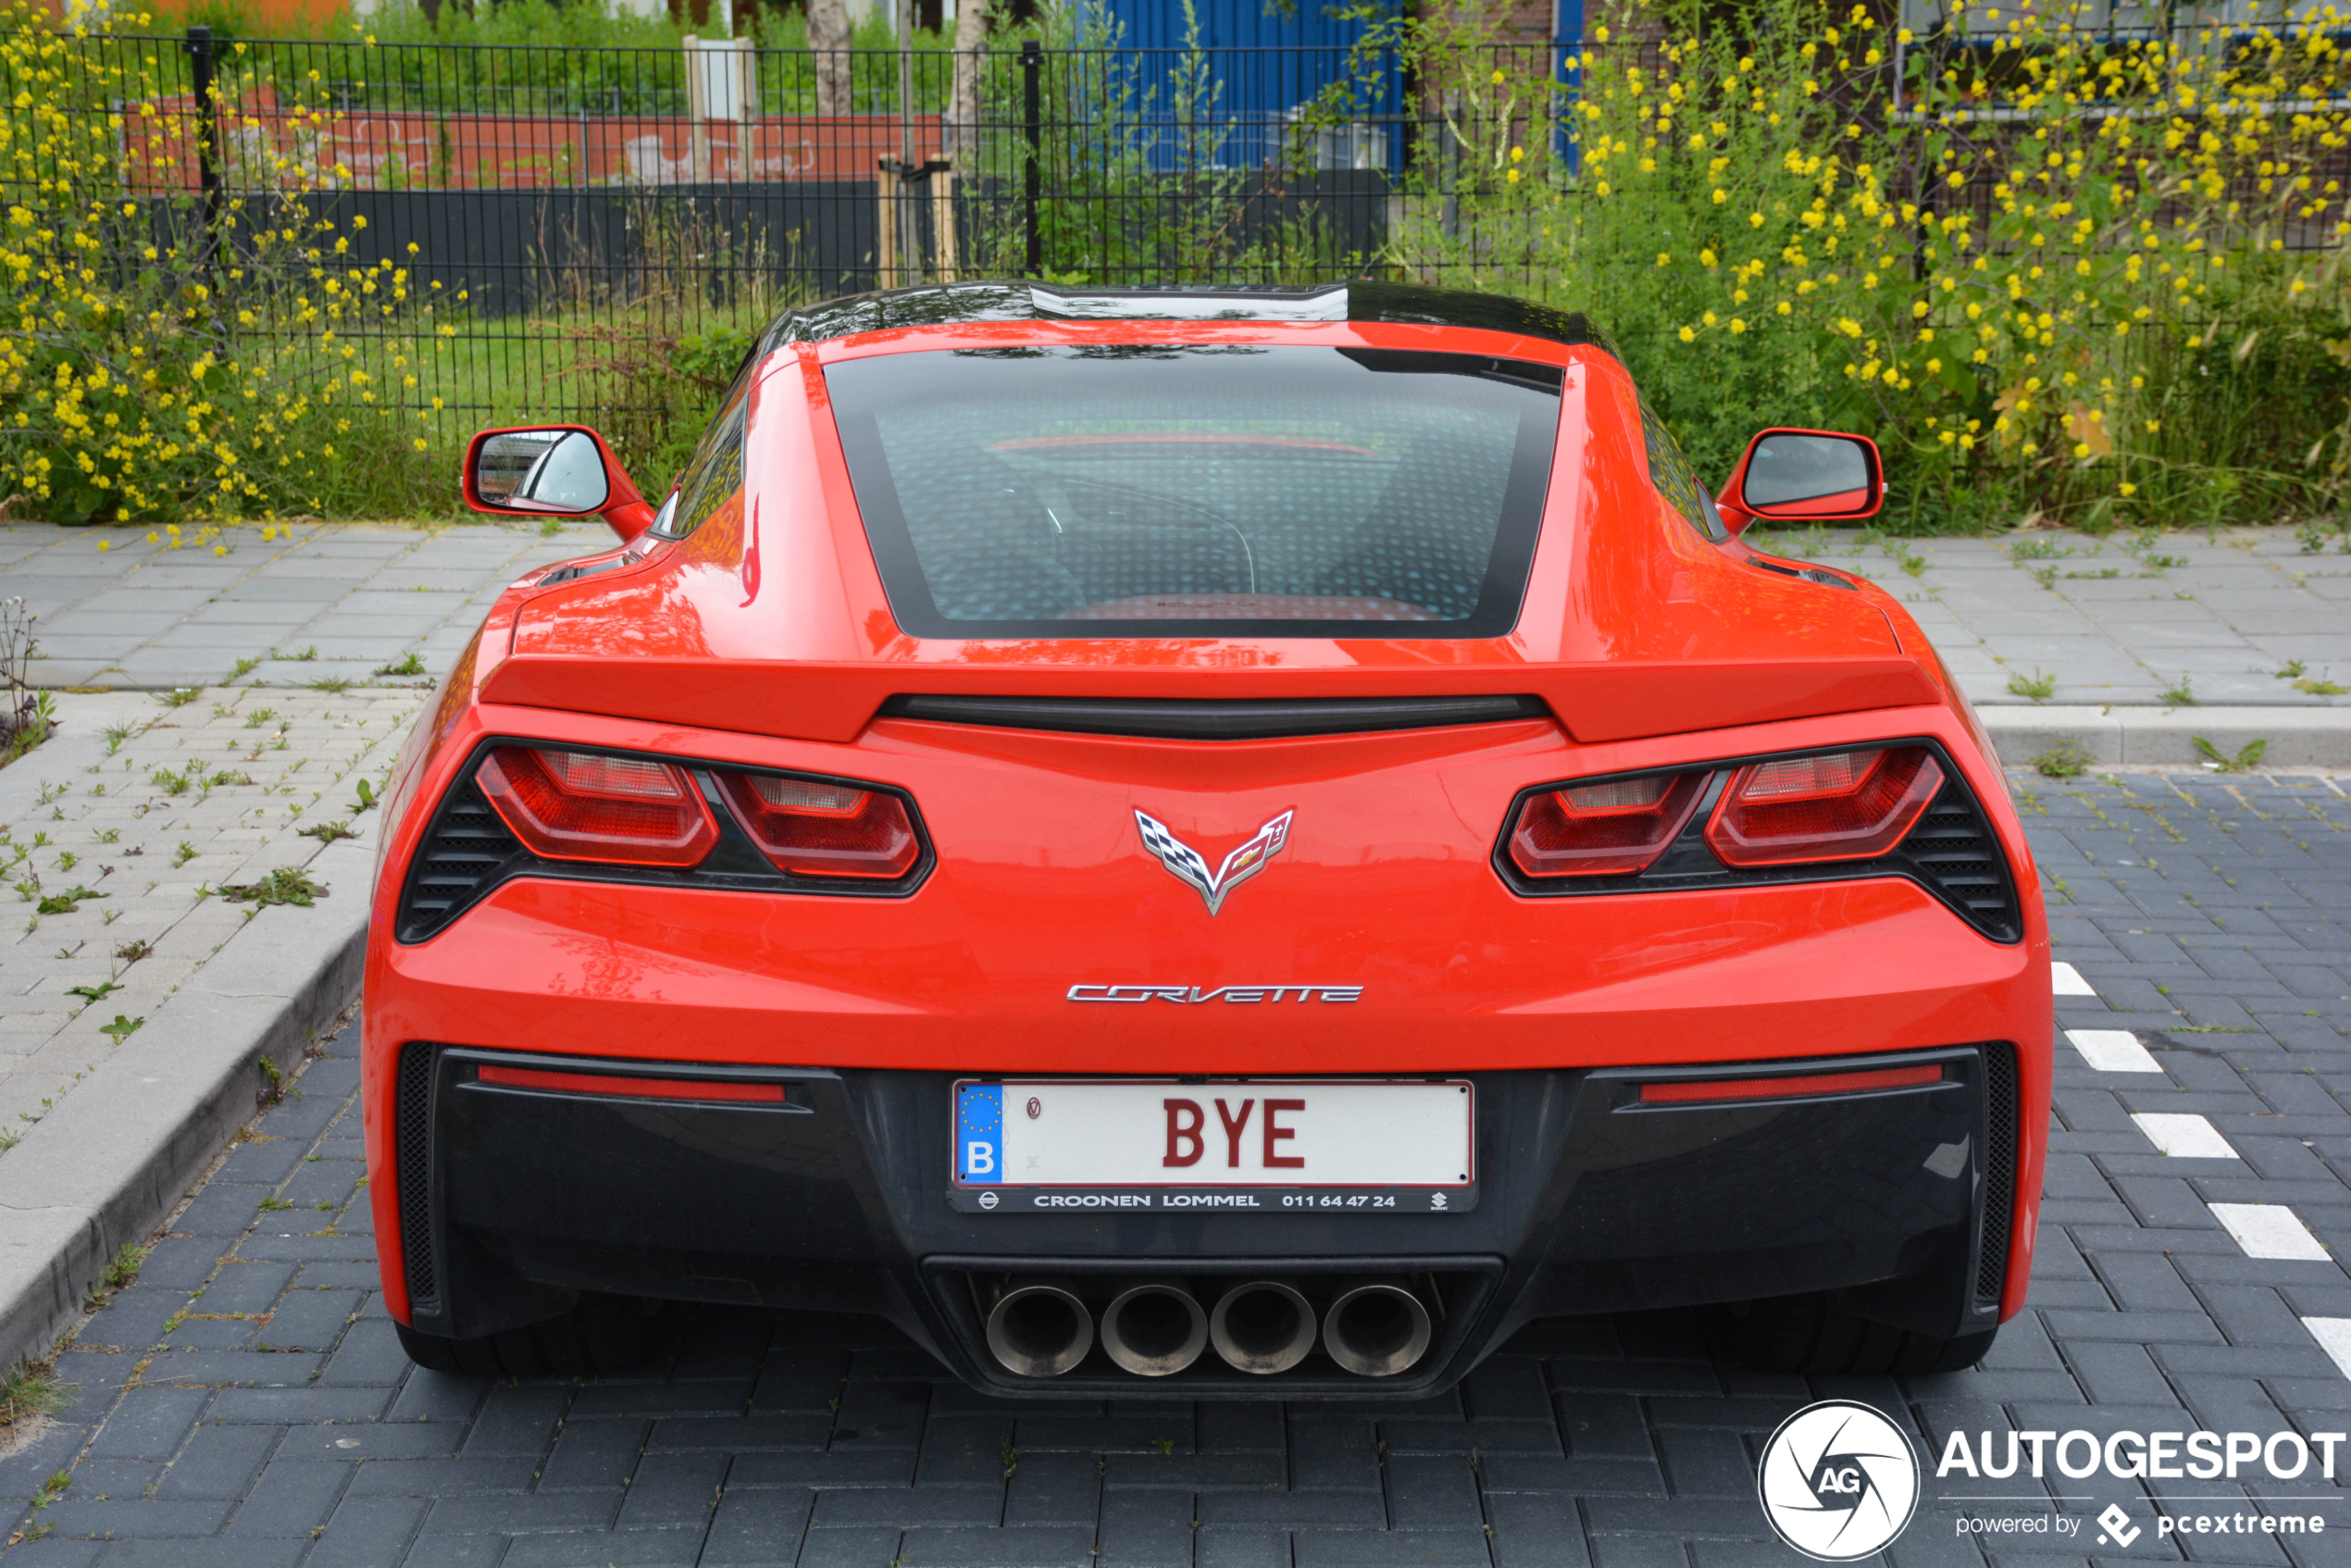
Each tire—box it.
[1723,1293,1996,1376]
[395,1292,669,1378]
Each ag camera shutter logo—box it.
[1757,1400,1922,1560]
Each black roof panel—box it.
[758,280,1620,362]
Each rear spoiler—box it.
[477,656,1942,746]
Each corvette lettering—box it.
[1065,984,1362,1003]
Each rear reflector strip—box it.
[1638,1064,1945,1104]
[475,1064,787,1103]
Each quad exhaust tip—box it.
[1100,1280,1209,1376]
[985,1277,1093,1378]
[1208,1278,1318,1375]
[1323,1276,1433,1378]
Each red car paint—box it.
[363,300,2051,1336]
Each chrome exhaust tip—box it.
[1100,1279,1208,1377]
[1207,1278,1316,1375]
[984,1277,1093,1377]
[1322,1276,1433,1377]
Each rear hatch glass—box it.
[825,344,1561,639]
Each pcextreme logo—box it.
[1756,1400,1922,1561]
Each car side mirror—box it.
[463,426,656,541]
[1716,429,1885,534]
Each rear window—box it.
[824,344,1561,639]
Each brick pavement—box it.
[6,769,2351,1566]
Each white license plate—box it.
[950,1079,1474,1213]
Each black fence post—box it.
[1020,39,1041,276]
[183,25,219,267]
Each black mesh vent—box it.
[1976,1041,2017,1306]
[396,1042,440,1315]
[1894,778,2021,942]
[396,777,526,942]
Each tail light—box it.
[1704,747,1943,867]
[477,746,716,867]
[1639,1063,1945,1104]
[717,773,920,879]
[1508,771,1706,877]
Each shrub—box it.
[1361,0,2351,531]
[0,4,446,522]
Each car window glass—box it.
[824,344,1562,640]
[653,354,761,541]
[1639,400,1726,543]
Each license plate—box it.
[950,1078,1474,1213]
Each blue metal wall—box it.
[1095,0,1368,52]
[1089,0,1399,169]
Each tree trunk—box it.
[946,0,989,164]
[808,0,853,118]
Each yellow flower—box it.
[1491,68,1507,85]
[1729,318,1747,335]
[96,539,108,551]
[2120,482,2137,496]
[1678,326,1697,342]
[213,543,227,556]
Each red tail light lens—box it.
[1508,771,1707,877]
[1639,1063,1945,1104]
[1704,746,1943,867]
[477,1064,787,1103]
[718,773,919,879]
[476,745,717,866]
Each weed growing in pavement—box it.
[296,820,356,845]
[0,601,51,771]
[2006,668,2057,703]
[2158,676,2197,707]
[151,767,192,797]
[156,689,201,709]
[287,647,318,663]
[2296,673,2350,696]
[101,1242,148,1292]
[229,658,262,683]
[97,1014,142,1040]
[0,1363,65,1435]
[243,709,279,729]
[2196,736,2270,772]
[538,517,564,538]
[92,829,117,845]
[376,653,428,678]
[34,887,104,915]
[112,939,153,963]
[102,723,133,756]
[305,677,354,694]
[215,866,326,907]
[66,980,120,1002]
[2010,540,2071,561]
[2279,660,2308,679]
[171,842,197,866]
[2034,739,2095,778]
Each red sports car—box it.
[364,281,2050,1394]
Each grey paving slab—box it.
[7,521,603,690]
[1750,524,2351,709]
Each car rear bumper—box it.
[392,1041,2017,1398]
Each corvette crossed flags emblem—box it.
[1134,809,1294,916]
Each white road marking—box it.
[2066,1029,2163,1074]
[2304,1318,2351,1382]
[2210,1203,2330,1260]
[2131,1113,2239,1159]
[2052,962,2096,996]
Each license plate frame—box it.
[949,1077,1476,1213]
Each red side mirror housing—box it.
[1716,429,1885,535]
[461,425,659,542]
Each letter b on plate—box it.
[956,1083,1004,1185]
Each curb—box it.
[1979,705,2351,769]
[0,831,373,1374]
